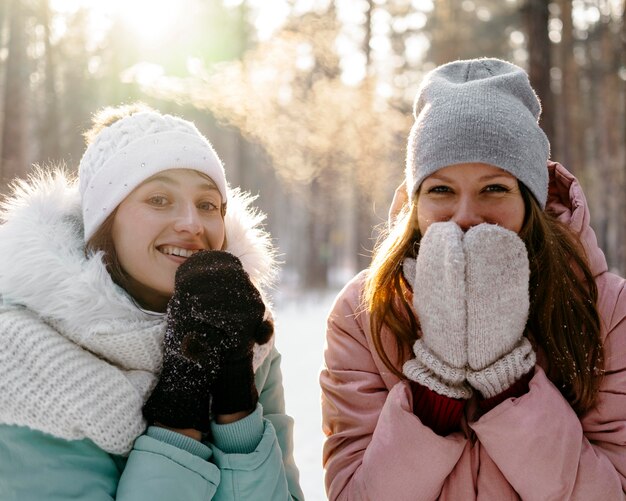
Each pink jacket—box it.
[320,163,626,500]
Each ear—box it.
[255,319,274,345]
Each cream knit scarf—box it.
[0,172,276,456]
[0,304,164,455]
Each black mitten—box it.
[210,317,273,415]
[172,250,273,416]
[142,338,214,432]
[142,251,246,432]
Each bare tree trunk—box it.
[619,0,626,274]
[39,0,61,164]
[216,1,251,188]
[522,0,555,146]
[588,14,618,264]
[431,0,461,65]
[0,0,7,50]
[1,0,28,185]
[0,0,7,168]
[58,9,95,165]
[352,0,375,273]
[303,176,330,288]
[600,10,621,272]
[557,0,583,176]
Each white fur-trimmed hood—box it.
[0,169,277,339]
[0,169,277,454]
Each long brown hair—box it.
[364,183,604,415]
[84,209,129,290]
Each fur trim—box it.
[0,169,278,329]
[0,169,277,370]
[224,187,278,293]
[0,170,145,329]
[0,168,277,451]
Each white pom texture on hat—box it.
[79,111,227,241]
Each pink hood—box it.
[547,161,608,276]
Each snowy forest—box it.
[0,0,625,288]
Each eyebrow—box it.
[143,174,220,191]
[426,173,514,183]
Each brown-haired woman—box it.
[0,104,303,500]
[320,58,626,500]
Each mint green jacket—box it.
[0,347,303,501]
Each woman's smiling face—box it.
[416,162,526,235]
[111,168,225,311]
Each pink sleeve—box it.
[471,308,626,500]
[320,278,467,501]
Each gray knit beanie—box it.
[406,58,550,207]
[79,110,227,241]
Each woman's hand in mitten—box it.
[141,323,213,435]
[402,222,472,399]
[173,250,274,417]
[142,251,243,433]
[464,224,536,398]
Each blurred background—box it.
[0,1,625,499]
[0,0,624,283]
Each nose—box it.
[451,196,483,232]
[173,203,203,235]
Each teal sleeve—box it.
[116,426,219,500]
[209,348,305,501]
[0,424,121,501]
[210,405,265,454]
[0,424,221,501]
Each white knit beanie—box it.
[406,58,550,208]
[79,111,227,241]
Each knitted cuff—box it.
[411,339,467,386]
[210,404,264,454]
[467,337,536,398]
[403,356,472,400]
[146,426,212,460]
[478,369,533,413]
[411,382,465,435]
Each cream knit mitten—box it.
[464,224,536,398]
[402,222,473,399]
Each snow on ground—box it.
[274,287,341,501]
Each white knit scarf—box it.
[0,172,276,455]
[0,304,164,455]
